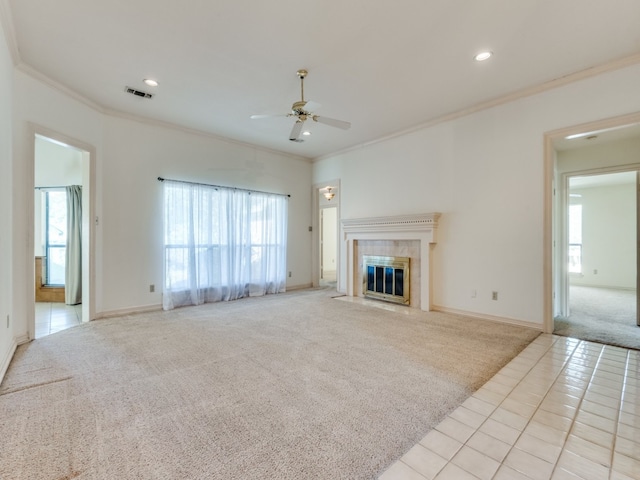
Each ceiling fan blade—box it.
[302,100,321,112]
[312,115,351,130]
[289,120,304,141]
[250,114,287,119]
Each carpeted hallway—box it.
[553,285,639,350]
[0,288,539,479]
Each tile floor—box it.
[379,334,640,480]
[35,302,82,338]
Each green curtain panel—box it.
[65,185,82,305]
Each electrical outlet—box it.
[593,269,598,275]
[149,284,155,293]
[288,271,292,278]
[492,291,498,301]
[471,289,477,298]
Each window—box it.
[44,190,67,285]
[163,180,288,310]
[568,204,582,274]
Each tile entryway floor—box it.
[380,334,640,480]
[35,302,82,338]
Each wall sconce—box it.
[323,187,335,201]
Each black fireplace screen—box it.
[367,265,404,297]
[363,255,410,305]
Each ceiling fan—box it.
[251,69,351,142]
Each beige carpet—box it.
[0,288,539,479]
[554,285,639,350]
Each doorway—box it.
[30,127,95,339]
[320,206,338,286]
[546,115,640,348]
[554,170,639,347]
[313,181,340,290]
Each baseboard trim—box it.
[286,283,313,292]
[96,304,163,319]
[432,305,543,331]
[96,288,317,318]
[0,338,18,385]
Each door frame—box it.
[557,167,640,320]
[543,111,640,333]
[27,123,96,338]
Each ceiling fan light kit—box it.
[251,69,351,142]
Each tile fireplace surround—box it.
[342,213,441,311]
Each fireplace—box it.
[342,213,440,311]
[363,255,410,305]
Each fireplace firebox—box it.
[363,255,410,305]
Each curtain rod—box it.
[34,186,71,190]
[157,177,290,198]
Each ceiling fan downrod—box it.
[297,69,307,103]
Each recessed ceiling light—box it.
[302,131,311,136]
[474,51,493,62]
[143,78,159,87]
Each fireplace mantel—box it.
[342,213,440,238]
[342,213,441,311]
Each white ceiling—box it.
[5,0,640,160]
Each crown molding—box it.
[313,52,640,162]
[102,108,312,163]
[15,63,311,163]
[0,0,20,65]
[17,62,106,112]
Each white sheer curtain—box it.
[163,180,288,310]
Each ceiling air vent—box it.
[125,87,153,99]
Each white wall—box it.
[0,12,14,380]
[100,115,311,313]
[570,183,636,289]
[12,69,104,343]
[313,63,640,327]
[557,137,640,174]
[10,68,311,347]
[34,137,83,256]
[321,206,337,275]
[34,137,83,187]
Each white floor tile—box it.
[514,432,562,464]
[570,421,614,449]
[34,302,80,339]
[450,446,499,480]
[465,431,511,463]
[435,417,476,444]
[556,450,610,480]
[378,336,640,480]
[564,434,611,467]
[401,444,447,480]
[432,463,478,480]
[419,430,462,461]
[379,461,428,480]
[504,447,555,480]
